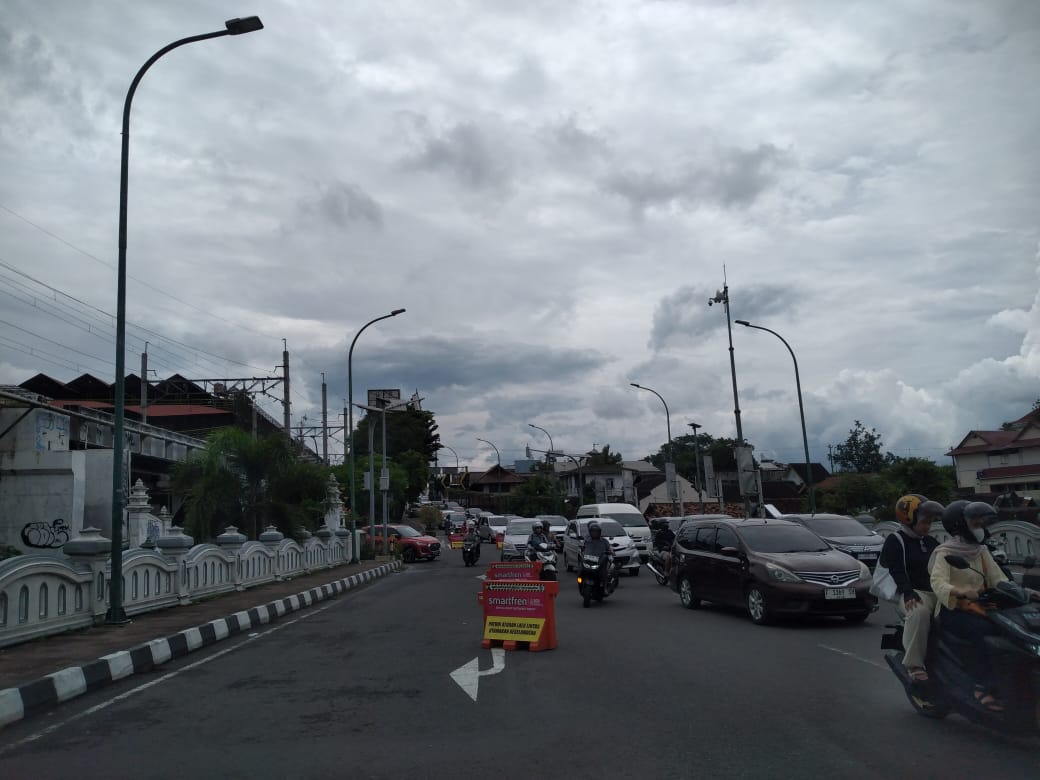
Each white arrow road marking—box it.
[476,574,487,580]
[449,647,506,702]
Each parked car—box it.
[669,517,875,625]
[362,524,441,563]
[783,513,884,571]
[536,515,568,552]
[575,503,652,563]
[562,518,641,576]
[501,518,539,561]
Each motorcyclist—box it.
[652,519,676,573]
[928,500,1009,712]
[582,521,614,589]
[463,523,481,560]
[528,522,553,553]
[883,494,942,682]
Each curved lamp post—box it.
[631,383,681,512]
[476,438,501,467]
[735,320,816,514]
[527,423,554,465]
[109,16,264,624]
[549,451,584,510]
[348,309,405,562]
[439,444,460,470]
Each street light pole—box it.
[687,422,706,513]
[735,320,816,514]
[631,383,681,513]
[527,423,554,465]
[549,451,584,512]
[108,16,264,624]
[476,438,501,467]
[347,309,405,563]
[439,444,460,470]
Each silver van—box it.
[575,503,652,564]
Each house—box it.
[947,408,1040,503]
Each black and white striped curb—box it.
[0,561,400,729]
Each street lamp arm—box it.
[735,320,815,513]
[476,438,501,466]
[527,423,554,457]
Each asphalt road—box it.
[1,546,1038,779]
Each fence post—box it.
[64,527,113,621]
[216,526,248,591]
[155,526,194,605]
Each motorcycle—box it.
[645,548,670,586]
[882,554,1040,735]
[526,542,558,581]
[462,538,480,567]
[577,552,619,608]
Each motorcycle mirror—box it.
[945,555,970,570]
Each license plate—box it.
[859,553,877,560]
[825,587,856,600]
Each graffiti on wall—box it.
[34,412,69,452]
[21,518,71,549]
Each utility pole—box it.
[321,373,328,465]
[140,345,148,425]
[282,339,291,442]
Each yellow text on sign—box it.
[483,617,545,642]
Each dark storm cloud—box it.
[295,181,383,231]
[404,121,512,192]
[602,144,788,216]
[649,284,797,351]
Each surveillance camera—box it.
[708,299,714,306]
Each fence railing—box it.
[0,524,355,649]
[874,520,1040,564]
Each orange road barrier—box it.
[478,579,558,652]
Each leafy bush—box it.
[418,505,443,534]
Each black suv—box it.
[669,517,876,625]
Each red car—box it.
[363,524,441,563]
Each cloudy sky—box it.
[1,0,1038,472]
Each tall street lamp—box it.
[527,423,554,465]
[630,382,681,513]
[347,309,405,563]
[476,438,501,467]
[108,16,264,624]
[439,444,460,470]
[735,320,816,514]
[549,451,584,511]
[687,422,706,513]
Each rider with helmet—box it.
[929,500,1009,712]
[882,494,942,682]
[527,521,552,554]
[582,521,614,587]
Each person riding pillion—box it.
[652,519,676,573]
[883,494,942,682]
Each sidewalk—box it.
[0,560,398,725]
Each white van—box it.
[575,503,652,563]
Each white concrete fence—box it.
[0,522,355,649]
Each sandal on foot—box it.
[907,667,929,682]
[973,686,1005,712]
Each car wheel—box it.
[402,547,416,564]
[746,586,771,625]
[844,611,871,624]
[678,577,701,610]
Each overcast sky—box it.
[2,1,1038,472]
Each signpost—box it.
[478,579,558,651]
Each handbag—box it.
[870,532,906,602]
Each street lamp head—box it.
[390,308,406,316]
[630,382,642,389]
[735,319,751,327]
[225,16,264,34]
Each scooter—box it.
[577,553,619,608]
[462,538,480,567]
[526,542,558,581]
[881,554,1040,735]
[645,548,670,586]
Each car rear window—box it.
[798,515,873,537]
[506,520,537,535]
[738,525,830,553]
[582,520,625,538]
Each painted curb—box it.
[0,561,401,729]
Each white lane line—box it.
[818,643,887,670]
[0,600,339,757]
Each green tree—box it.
[171,429,327,541]
[832,421,893,473]
[586,444,623,466]
[818,473,887,516]
[510,473,567,516]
